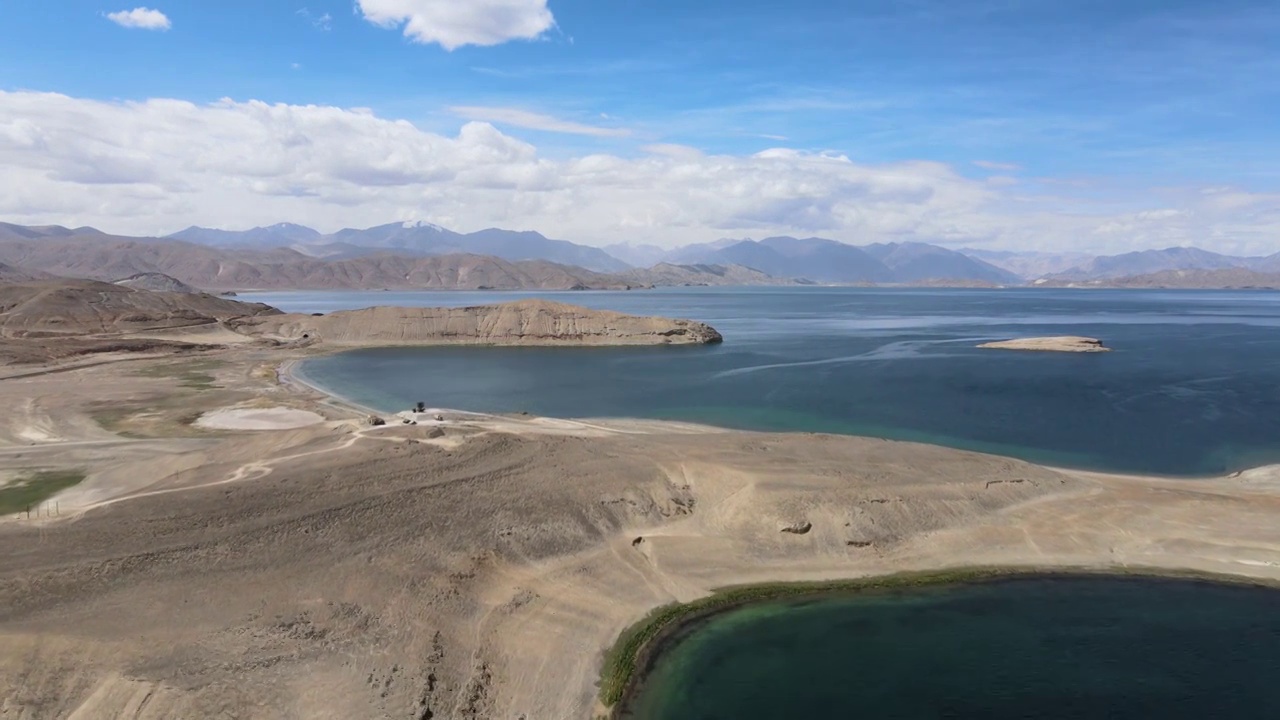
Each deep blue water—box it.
[255,287,1280,475]
[622,577,1280,720]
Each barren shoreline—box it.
[2,342,1280,719]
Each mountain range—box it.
[3,220,1280,289]
[169,224,1020,285]
[170,221,630,273]
[961,245,1280,282]
[0,223,799,291]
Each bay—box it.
[253,287,1280,476]
[622,577,1280,720]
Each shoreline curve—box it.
[604,566,1280,717]
[279,352,1277,481]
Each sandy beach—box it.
[1,343,1279,719]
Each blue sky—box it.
[0,1,1277,251]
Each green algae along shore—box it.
[603,567,1280,718]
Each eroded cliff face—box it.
[231,299,724,347]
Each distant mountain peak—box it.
[400,220,446,231]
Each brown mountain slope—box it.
[0,229,642,291]
[231,299,723,347]
[620,262,806,286]
[0,280,280,339]
[0,262,53,282]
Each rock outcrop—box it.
[978,336,1110,353]
[780,520,813,535]
[229,300,724,347]
[113,272,201,294]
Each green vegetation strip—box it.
[134,359,225,390]
[0,470,86,514]
[598,565,1279,712]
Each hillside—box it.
[0,262,52,282]
[620,262,806,287]
[0,280,280,339]
[113,272,201,294]
[229,299,723,347]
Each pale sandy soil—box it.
[0,344,1277,720]
[195,407,326,431]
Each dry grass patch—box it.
[0,470,85,514]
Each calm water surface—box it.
[257,287,1280,475]
[623,577,1280,720]
[253,291,1280,716]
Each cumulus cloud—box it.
[105,7,171,30]
[448,106,628,137]
[356,0,554,50]
[0,90,1274,253]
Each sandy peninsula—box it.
[0,290,1277,720]
[231,298,724,347]
[979,336,1111,352]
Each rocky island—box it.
[978,336,1110,353]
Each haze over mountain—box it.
[862,242,1021,284]
[1045,247,1256,281]
[170,223,322,248]
[7,221,1280,289]
[169,221,629,274]
[160,222,1036,284]
[662,236,1019,284]
[958,249,1097,279]
[1037,268,1280,290]
[0,224,644,291]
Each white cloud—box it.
[448,106,629,137]
[0,91,1275,254]
[105,7,171,30]
[973,160,1021,172]
[297,7,332,31]
[356,0,554,50]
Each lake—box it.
[255,287,1280,476]
[621,576,1280,720]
